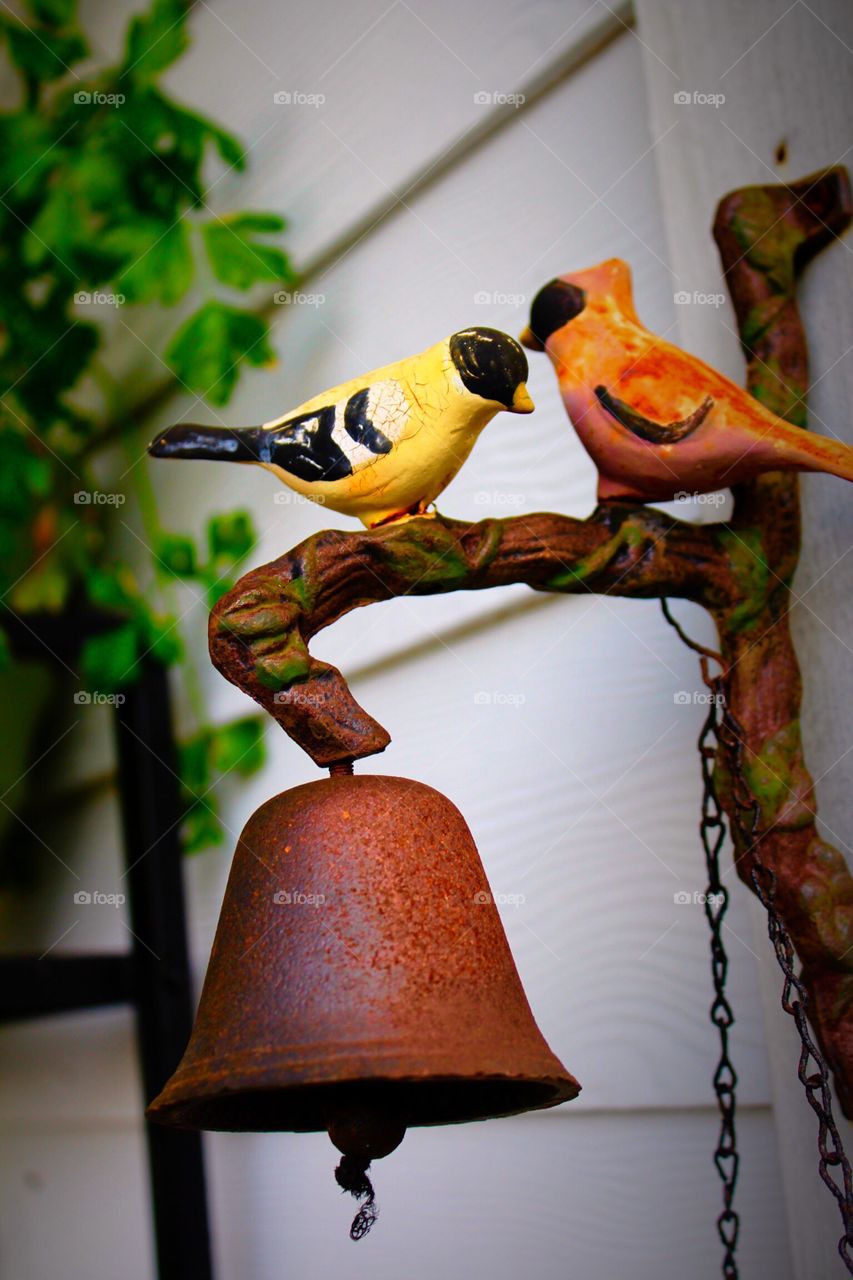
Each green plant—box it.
[0,0,295,850]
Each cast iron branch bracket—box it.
[209,167,853,1114]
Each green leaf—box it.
[177,728,224,853]
[181,801,224,853]
[0,0,293,868]
[178,731,209,792]
[84,564,138,613]
[24,455,52,498]
[21,181,117,278]
[0,433,54,528]
[0,626,10,673]
[141,612,183,665]
[0,113,66,200]
[203,118,245,171]
[129,91,246,189]
[7,310,99,417]
[65,146,130,214]
[9,565,69,613]
[4,18,87,82]
[115,220,194,305]
[80,622,139,692]
[122,0,188,78]
[22,186,79,268]
[210,715,265,777]
[165,302,275,404]
[219,213,285,235]
[207,510,255,563]
[202,213,290,291]
[155,531,197,576]
[202,569,234,611]
[26,0,77,26]
[177,716,264,852]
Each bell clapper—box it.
[328,1104,407,1241]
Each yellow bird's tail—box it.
[149,423,265,462]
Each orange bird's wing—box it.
[594,385,715,444]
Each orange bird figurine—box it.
[519,258,853,502]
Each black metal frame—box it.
[0,623,213,1280]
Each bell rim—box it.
[147,1069,581,1132]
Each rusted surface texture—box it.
[147,774,579,1131]
[207,167,853,1111]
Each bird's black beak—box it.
[148,423,264,463]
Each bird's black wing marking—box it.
[343,387,393,454]
[267,405,353,482]
[595,385,714,444]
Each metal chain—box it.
[699,681,740,1277]
[661,601,739,1279]
[713,695,853,1276]
[662,599,853,1277]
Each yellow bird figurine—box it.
[149,328,534,527]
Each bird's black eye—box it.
[528,280,586,345]
[449,327,528,407]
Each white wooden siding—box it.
[5,0,848,1275]
[636,1,853,1274]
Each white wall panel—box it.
[0,1120,154,1280]
[205,1108,790,1280]
[636,0,853,1273]
[0,1,810,1277]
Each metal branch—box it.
[710,165,853,1115]
[210,502,733,765]
[208,165,853,1112]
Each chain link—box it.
[699,681,740,1277]
[661,601,739,1277]
[662,599,853,1277]
[714,692,853,1275]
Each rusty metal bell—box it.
[148,773,579,1158]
